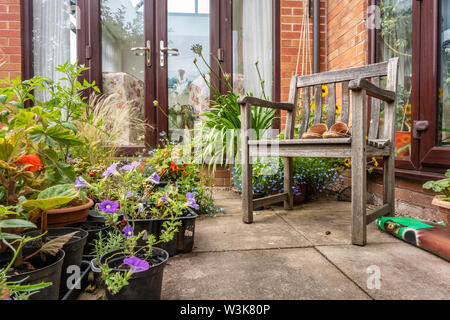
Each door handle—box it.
[413,120,429,140]
[160,40,179,67]
[131,40,152,67]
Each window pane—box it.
[438,0,450,146]
[167,0,210,138]
[33,0,78,97]
[101,0,146,146]
[233,0,273,99]
[198,0,210,14]
[379,0,412,158]
[168,0,195,14]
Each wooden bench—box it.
[238,58,399,246]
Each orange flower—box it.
[15,154,43,172]
[170,162,180,175]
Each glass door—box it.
[155,0,212,143]
[100,0,153,148]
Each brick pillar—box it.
[0,0,22,80]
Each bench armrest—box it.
[237,96,295,112]
[349,78,396,103]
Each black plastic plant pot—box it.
[88,209,105,223]
[100,247,169,300]
[24,227,88,299]
[175,212,199,254]
[0,248,65,300]
[67,222,112,259]
[156,181,169,189]
[89,258,104,289]
[61,260,91,301]
[131,219,177,257]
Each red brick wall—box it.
[0,0,21,80]
[327,0,367,71]
[280,0,327,126]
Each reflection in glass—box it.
[438,0,450,146]
[101,0,146,146]
[167,0,210,136]
[379,0,412,158]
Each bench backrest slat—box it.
[286,58,398,141]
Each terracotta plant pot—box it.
[46,198,95,228]
[432,196,450,227]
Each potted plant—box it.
[0,216,54,300]
[21,184,89,298]
[423,170,450,226]
[94,199,180,300]
[0,199,80,300]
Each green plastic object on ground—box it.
[377,217,450,262]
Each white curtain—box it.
[242,0,273,99]
[33,0,72,100]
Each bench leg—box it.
[351,153,367,246]
[284,157,294,210]
[242,158,253,224]
[383,155,395,217]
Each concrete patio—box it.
[161,190,450,300]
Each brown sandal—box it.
[302,123,328,139]
[323,122,351,139]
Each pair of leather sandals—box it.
[302,122,351,139]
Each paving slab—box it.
[316,243,450,300]
[162,248,370,300]
[274,204,398,246]
[193,213,311,252]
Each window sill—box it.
[371,166,446,181]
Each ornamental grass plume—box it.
[74,93,151,166]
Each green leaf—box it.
[0,233,22,240]
[22,185,78,211]
[60,121,78,134]
[28,125,84,148]
[22,197,76,212]
[13,111,36,128]
[37,184,78,200]
[6,282,52,293]
[0,219,37,229]
[0,94,8,104]
[445,170,450,179]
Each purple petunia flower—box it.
[122,162,140,172]
[99,200,120,214]
[123,256,150,273]
[75,177,89,191]
[122,225,134,238]
[149,172,161,184]
[126,191,134,198]
[186,193,200,211]
[103,163,119,177]
[160,193,169,202]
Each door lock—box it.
[160,40,179,67]
[413,120,429,140]
[131,40,152,67]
